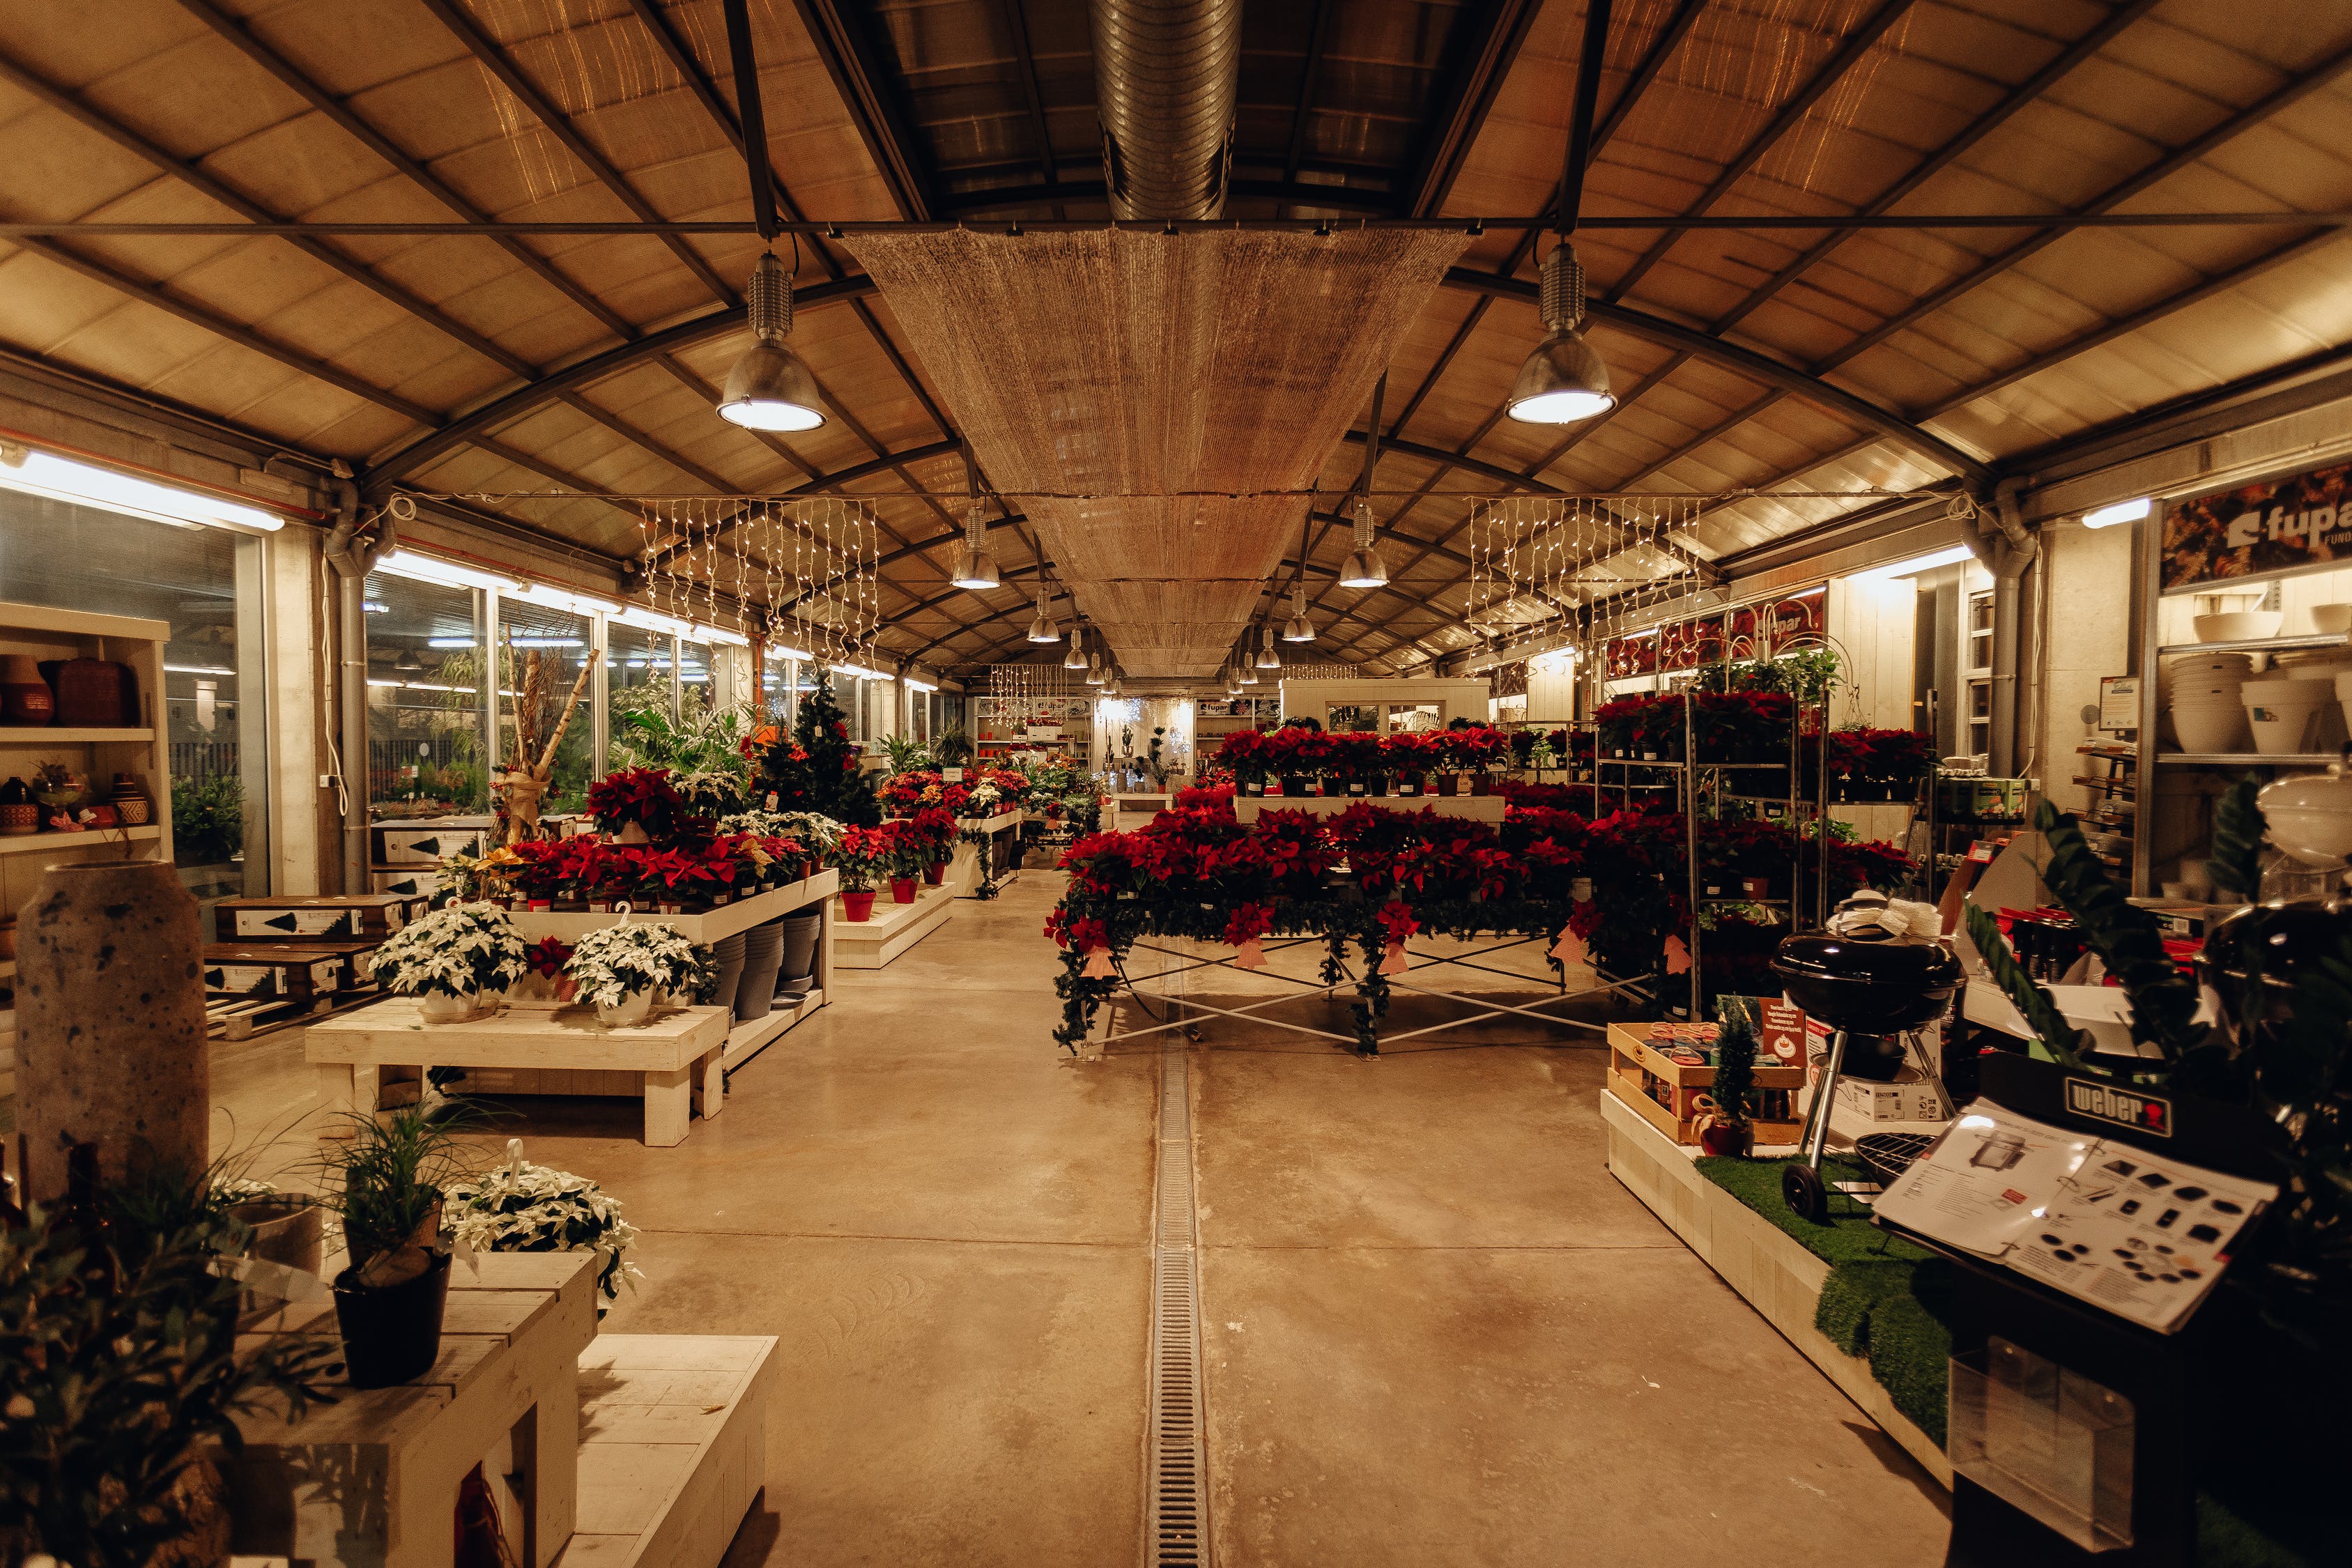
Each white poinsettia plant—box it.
[718,808,844,851]
[369,901,528,1000]
[444,1139,643,1305]
[564,919,699,1008]
[965,781,1002,815]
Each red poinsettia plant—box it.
[831,824,895,893]
[587,766,691,842]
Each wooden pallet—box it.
[205,986,381,1043]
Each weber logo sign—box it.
[2065,1077,2172,1137]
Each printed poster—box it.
[2159,458,2352,591]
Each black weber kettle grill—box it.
[1770,892,1962,1222]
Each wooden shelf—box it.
[0,726,155,744]
[0,824,160,856]
[2153,752,2339,767]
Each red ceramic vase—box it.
[923,861,947,886]
[1698,1123,1753,1158]
[889,877,917,904]
[842,889,877,921]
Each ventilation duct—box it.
[1089,0,1243,221]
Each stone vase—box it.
[15,858,208,1203]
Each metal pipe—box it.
[1986,477,2037,777]
[1088,0,1243,220]
[321,475,391,894]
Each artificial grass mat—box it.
[1696,1153,1952,1447]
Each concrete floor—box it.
[197,869,1949,1566]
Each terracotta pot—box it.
[15,858,207,1201]
[889,876,917,904]
[923,861,947,886]
[842,889,877,921]
[0,654,54,727]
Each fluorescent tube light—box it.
[2083,497,2151,530]
[1852,545,1975,583]
[0,446,284,532]
[376,550,519,593]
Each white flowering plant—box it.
[444,1139,643,1304]
[368,901,527,1000]
[718,808,844,852]
[563,920,699,1008]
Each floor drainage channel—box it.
[1147,1047,1210,1567]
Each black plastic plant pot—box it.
[332,1249,452,1389]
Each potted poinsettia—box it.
[369,902,527,1022]
[832,824,891,921]
[882,818,925,903]
[564,918,698,1027]
[909,806,957,884]
[444,1139,644,1309]
[587,766,688,844]
[1220,728,1270,795]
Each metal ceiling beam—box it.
[174,0,637,343]
[416,0,738,305]
[1606,0,1916,302]
[11,234,439,426]
[997,0,1065,215]
[1405,0,1546,217]
[0,49,542,382]
[792,0,935,221]
[1282,0,1339,187]
[933,178,1399,217]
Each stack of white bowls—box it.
[2165,653,2253,753]
[2275,650,2352,751]
[2240,673,2334,755]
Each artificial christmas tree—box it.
[752,668,879,827]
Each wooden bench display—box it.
[215,892,413,941]
[307,999,729,1146]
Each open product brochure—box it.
[1870,1099,2277,1334]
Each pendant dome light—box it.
[1254,624,1281,669]
[1507,0,1616,427]
[1505,243,1613,425]
[718,252,827,431]
[1339,495,1389,589]
[1237,652,1259,686]
[1063,626,1089,670]
[1026,587,1059,642]
[1086,651,1107,685]
[1282,504,1315,640]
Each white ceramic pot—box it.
[2310,604,2352,635]
[417,990,470,1023]
[596,988,654,1028]
[474,985,508,1013]
[2195,610,2282,642]
[2242,678,2329,753]
[2259,760,2352,867]
[2170,700,2250,754]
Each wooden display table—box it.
[220,1252,599,1568]
[947,808,1021,897]
[1233,793,1507,823]
[831,884,953,969]
[1107,792,1169,832]
[501,872,839,945]
[309,999,728,1146]
[569,1334,777,1567]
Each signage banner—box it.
[2159,458,2352,592]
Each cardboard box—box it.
[1834,1075,1948,1123]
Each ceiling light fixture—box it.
[1509,0,1616,427]
[717,252,827,431]
[1025,587,1059,642]
[1506,243,1614,425]
[1254,625,1281,669]
[1063,626,1089,670]
[0,442,284,532]
[1339,496,1389,589]
[1281,581,1314,641]
[1086,652,1107,685]
[1237,655,1259,686]
[2083,497,2151,530]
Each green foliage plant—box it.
[1712,996,1760,1128]
[169,773,244,865]
[309,1106,479,1290]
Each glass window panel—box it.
[0,490,266,922]
[364,570,487,815]
[1327,702,1378,732]
[495,601,593,815]
[607,624,675,769]
[1386,702,1443,732]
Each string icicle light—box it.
[1464,495,1707,663]
[636,496,882,666]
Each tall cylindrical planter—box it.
[736,918,785,1022]
[16,859,207,1202]
[707,931,747,1024]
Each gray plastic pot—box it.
[707,931,746,1024]
[737,919,786,1022]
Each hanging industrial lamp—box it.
[1086,651,1107,685]
[1254,625,1281,670]
[1339,495,1389,589]
[1237,654,1259,686]
[1026,587,1059,642]
[1281,581,1314,642]
[1508,0,1616,427]
[1506,243,1613,425]
[1063,626,1089,670]
[717,252,827,431]
[951,499,1000,591]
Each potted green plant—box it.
[312,1106,478,1389]
[564,918,699,1027]
[443,1138,643,1311]
[367,902,526,1022]
[1698,997,1760,1157]
[1,1162,340,1566]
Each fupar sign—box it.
[2159,456,2352,591]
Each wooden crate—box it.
[215,893,410,941]
[202,944,350,999]
[1606,1022,1805,1146]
